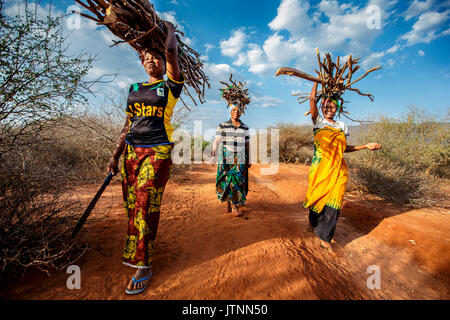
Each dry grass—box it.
[0,110,196,281]
[0,114,122,281]
[346,108,449,207]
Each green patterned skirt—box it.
[216,147,248,205]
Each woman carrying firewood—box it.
[304,82,382,249]
[275,50,383,249]
[107,21,183,295]
[211,76,251,217]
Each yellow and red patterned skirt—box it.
[121,143,173,268]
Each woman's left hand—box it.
[366,143,382,150]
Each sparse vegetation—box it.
[271,123,314,163]
[346,108,449,207]
[0,2,98,280]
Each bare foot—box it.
[319,239,333,251]
[225,201,231,213]
[232,204,243,217]
[127,267,152,293]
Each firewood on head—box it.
[275,48,382,118]
[73,0,210,107]
[219,74,251,114]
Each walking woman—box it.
[211,76,251,217]
[304,82,382,249]
[107,21,183,294]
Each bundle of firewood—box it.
[220,74,251,113]
[73,0,209,107]
[275,48,382,116]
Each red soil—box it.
[2,164,449,299]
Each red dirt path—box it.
[2,164,449,299]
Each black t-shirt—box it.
[125,74,184,147]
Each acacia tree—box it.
[0,1,100,279]
[0,1,96,151]
[272,123,313,163]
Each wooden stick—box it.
[275,67,324,84]
[346,65,382,88]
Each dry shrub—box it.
[270,123,314,163]
[346,108,449,207]
[0,111,124,282]
[53,115,122,181]
[0,137,87,282]
[0,2,100,282]
[0,107,192,281]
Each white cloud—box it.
[206,99,222,105]
[291,89,304,95]
[220,29,247,57]
[4,0,55,19]
[116,77,133,89]
[158,11,183,32]
[245,44,273,75]
[262,34,303,64]
[268,0,312,36]
[386,44,401,54]
[157,10,194,45]
[362,51,385,69]
[223,0,397,76]
[401,10,450,45]
[418,49,425,56]
[201,62,241,101]
[204,43,215,55]
[204,63,234,78]
[252,95,285,108]
[405,0,434,21]
[100,29,121,45]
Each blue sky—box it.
[5,0,450,132]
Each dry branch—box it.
[219,74,251,114]
[73,0,210,106]
[275,48,382,117]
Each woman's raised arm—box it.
[310,82,319,123]
[164,21,181,82]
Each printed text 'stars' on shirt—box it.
[125,74,184,147]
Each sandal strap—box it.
[133,273,152,283]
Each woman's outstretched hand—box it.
[366,143,382,150]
